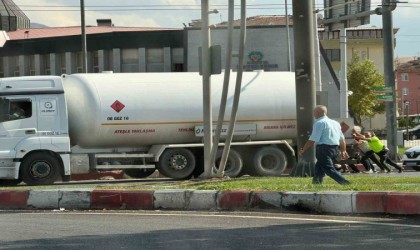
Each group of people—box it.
[299,105,403,185]
[347,131,403,174]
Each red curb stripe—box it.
[249,191,281,209]
[90,190,122,209]
[218,191,249,210]
[386,193,420,215]
[0,191,29,209]
[121,191,154,210]
[355,192,387,213]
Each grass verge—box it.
[1,175,420,192]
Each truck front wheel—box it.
[157,148,195,179]
[20,152,61,185]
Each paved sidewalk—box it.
[1,188,420,215]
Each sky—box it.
[12,0,420,57]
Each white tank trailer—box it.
[0,71,299,185]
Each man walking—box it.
[299,105,351,185]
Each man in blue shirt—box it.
[299,105,351,185]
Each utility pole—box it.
[201,0,213,178]
[291,0,316,176]
[340,28,349,118]
[80,0,87,73]
[313,1,322,92]
[382,0,398,160]
[285,0,292,72]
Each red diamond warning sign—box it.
[111,100,125,113]
[340,122,350,133]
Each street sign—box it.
[376,94,393,102]
[373,86,393,93]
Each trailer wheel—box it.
[20,152,61,185]
[253,147,287,176]
[124,169,156,178]
[157,148,195,179]
[0,179,22,186]
[215,149,243,178]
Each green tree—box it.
[347,54,385,125]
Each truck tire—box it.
[252,147,287,176]
[215,149,243,178]
[124,169,156,178]
[20,152,61,185]
[157,148,196,179]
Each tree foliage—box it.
[347,54,385,125]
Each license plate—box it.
[406,162,417,167]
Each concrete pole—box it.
[382,0,398,160]
[290,0,316,176]
[285,0,292,72]
[216,0,246,177]
[210,0,234,173]
[201,0,213,178]
[313,1,322,92]
[80,0,87,73]
[340,28,349,118]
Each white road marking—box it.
[18,211,420,229]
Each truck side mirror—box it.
[0,97,10,122]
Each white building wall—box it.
[187,27,295,72]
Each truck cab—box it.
[0,76,71,185]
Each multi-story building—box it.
[0,21,185,77]
[395,57,420,119]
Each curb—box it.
[1,189,420,215]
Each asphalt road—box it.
[1,211,420,250]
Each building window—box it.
[361,50,368,60]
[121,49,139,72]
[43,54,51,75]
[93,51,99,73]
[13,57,19,76]
[401,73,409,81]
[29,55,35,76]
[171,48,184,72]
[60,53,66,74]
[376,30,382,39]
[147,48,164,72]
[325,49,340,62]
[76,52,83,73]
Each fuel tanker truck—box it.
[0,71,301,185]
